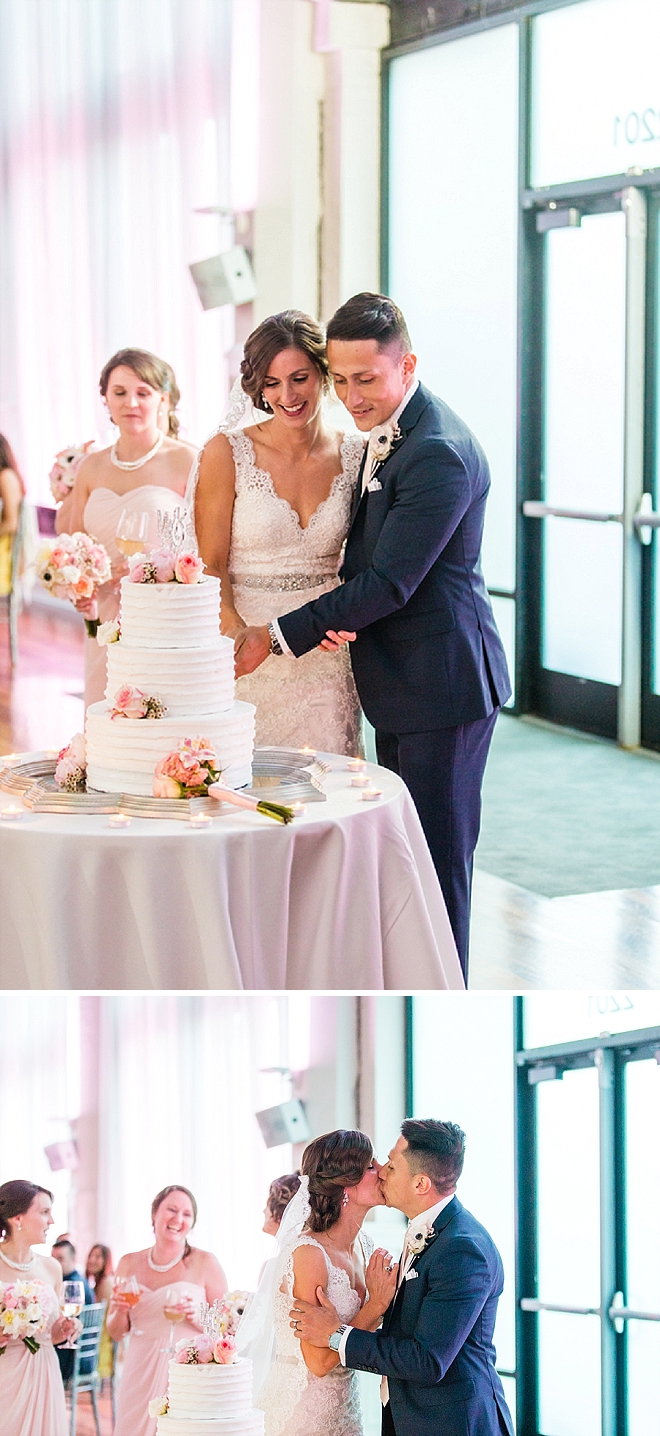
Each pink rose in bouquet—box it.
[213,1337,236,1365]
[37,532,112,635]
[49,441,96,505]
[0,1279,50,1354]
[174,552,204,584]
[54,734,86,792]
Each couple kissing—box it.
[237,1118,513,1436]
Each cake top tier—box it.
[119,574,222,650]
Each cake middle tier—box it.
[85,700,255,796]
[106,637,235,717]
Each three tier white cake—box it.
[85,575,255,796]
[157,1359,264,1436]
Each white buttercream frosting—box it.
[119,575,222,649]
[85,702,255,796]
[106,639,235,717]
[157,1358,264,1436]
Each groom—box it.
[289,1118,514,1436]
[235,293,511,979]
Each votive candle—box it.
[350,773,371,787]
[0,804,23,821]
[189,811,213,829]
[360,787,383,802]
[108,812,132,829]
[346,757,366,772]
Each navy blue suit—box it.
[344,1198,513,1436]
[278,384,511,975]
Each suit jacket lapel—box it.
[385,1196,461,1328]
[346,384,432,535]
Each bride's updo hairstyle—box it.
[99,348,182,437]
[302,1130,373,1233]
[0,1180,54,1239]
[151,1185,198,1261]
[240,311,330,415]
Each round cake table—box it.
[0,753,463,990]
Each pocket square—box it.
[404,1270,419,1281]
[366,476,383,492]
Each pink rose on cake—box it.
[110,685,167,720]
[213,1337,236,1365]
[54,733,86,791]
[174,552,204,584]
[149,549,176,583]
[175,1334,216,1364]
[153,737,221,798]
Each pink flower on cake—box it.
[174,552,204,584]
[213,1337,236,1365]
[152,739,221,798]
[149,549,176,583]
[175,1334,215,1364]
[54,733,86,791]
[96,619,120,646]
[127,555,148,583]
[110,686,167,721]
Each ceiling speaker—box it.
[189,246,257,310]
[255,1099,310,1149]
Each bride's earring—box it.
[260,393,273,414]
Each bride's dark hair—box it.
[302,1130,373,1233]
[240,311,329,414]
[0,1180,54,1240]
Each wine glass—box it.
[61,1280,85,1348]
[114,1273,143,1335]
[162,1286,189,1355]
[115,509,150,557]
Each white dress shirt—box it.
[271,379,420,656]
[337,1190,455,1393]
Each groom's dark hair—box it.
[326,292,411,355]
[400,1119,465,1193]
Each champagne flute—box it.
[61,1280,85,1348]
[162,1286,189,1355]
[115,509,150,557]
[114,1273,144,1335]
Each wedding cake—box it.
[156,1358,264,1436]
[85,573,255,796]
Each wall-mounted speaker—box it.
[44,1141,79,1172]
[255,1099,310,1149]
[189,246,257,310]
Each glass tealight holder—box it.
[346,757,366,772]
[108,812,132,829]
[350,773,371,788]
[360,787,383,802]
[0,804,23,821]
[189,811,213,830]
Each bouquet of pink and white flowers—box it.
[37,532,112,636]
[128,549,204,586]
[54,733,86,791]
[215,1291,251,1338]
[0,1279,50,1355]
[153,737,222,798]
[49,441,96,504]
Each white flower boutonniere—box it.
[371,420,402,469]
[407,1224,436,1257]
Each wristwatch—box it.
[267,621,284,656]
[328,1324,349,1352]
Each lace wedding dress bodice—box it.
[227,430,364,755]
[258,1231,373,1436]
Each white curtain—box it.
[0,0,239,503]
[95,996,297,1289]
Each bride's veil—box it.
[235,1174,312,1399]
[184,376,271,515]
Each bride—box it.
[237,1129,398,1436]
[191,311,364,754]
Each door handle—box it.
[522,501,622,523]
[633,492,660,544]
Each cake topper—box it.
[156,506,196,555]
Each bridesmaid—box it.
[57,348,197,709]
[0,1180,80,1436]
[107,1185,228,1436]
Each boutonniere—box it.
[371,420,402,471]
[407,1225,437,1258]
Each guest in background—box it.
[86,1242,115,1382]
[107,1184,228,1436]
[57,348,197,709]
[52,1238,93,1382]
[263,1172,301,1236]
[0,434,25,596]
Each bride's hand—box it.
[234,626,271,677]
[319,629,356,652]
[365,1249,398,1313]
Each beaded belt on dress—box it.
[230,572,336,592]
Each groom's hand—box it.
[319,629,356,652]
[234,625,270,676]
[289,1288,340,1347]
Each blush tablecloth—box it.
[0,754,463,990]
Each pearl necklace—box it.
[110,431,164,471]
[147,1246,186,1273]
[0,1245,37,1271]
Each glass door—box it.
[523,189,648,744]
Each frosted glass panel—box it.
[532,0,660,187]
[537,1312,601,1436]
[389,26,518,592]
[412,995,515,1370]
[523,992,660,1048]
[490,596,515,707]
[541,212,625,684]
[625,1060,660,1309]
[542,520,622,683]
[628,1324,660,1436]
[543,216,625,513]
[536,1069,600,1306]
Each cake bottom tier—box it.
[85,701,255,796]
[157,1416,264,1436]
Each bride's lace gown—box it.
[257,1232,372,1436]
[227,431,364,754]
